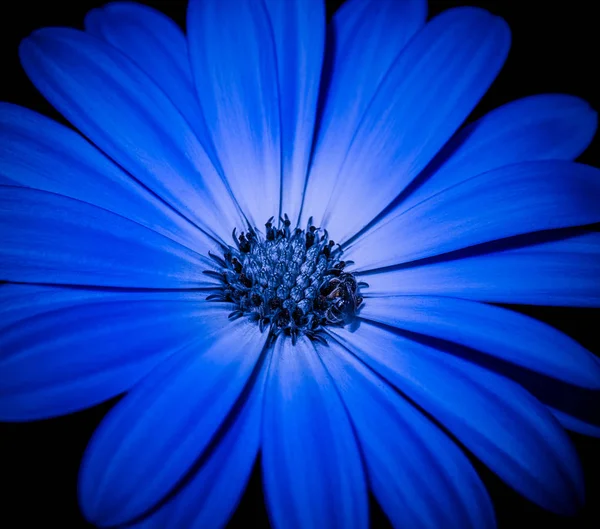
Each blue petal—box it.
[84,2,219,168]
[0,186,213,288]
[347,161,600,270]
[78,318,267,527]
[19,28,242,243]
[359,296,600,389]
[321,341,495,529]
[330,323,584,515]
[261,337,368,529]
[301,0,426,225]
[262,0,325,223]
[304,7,510,243]
[126,350,270,529]
[549,406,600,438]
[0,103,211,254]
[0,285,225,421]
[187,0,281,225]
[360,232,600,306]
[356,93,598,237]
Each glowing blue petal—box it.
[0,103,210,254]
[356,93,598,236]
[307,7,510,243]
[347,161,600,270]
[331,323,584,515]
[78,318,268,527]
[301,0,426,225]
[84,1,219,169]
[0,186,213,288]
[360,296,600,389]
[0,284,225,421]
[262,0,325,223]
[127,351,269,529]
[360,232,600,306]
[19,28,242,243]
[321,341,495,529]
[187,0,281,225]
[262,337,368,529]
[549,407,600,438]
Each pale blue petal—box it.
[127,350,270,529]
[360,296,600,389]
[0,186,213,288]
[78,318,267,527]
[321,340,495,529]
[187,0,281,226]
[0,286,225,421]
[300,0,426,225]
[19,28,242,243]
[330,323,584,515]
[347,161,600,270]
[0,103,211,254]
[262,337,368,529]
[84,1,217,163]
[263,0,325,223]
[360,232,600,306]
[305,7,510,243]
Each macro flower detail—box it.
[1,1,599,529]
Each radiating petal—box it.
[549,406,600,438]
[84,1,217,165]
[0,186,212,288]
[360,232,600,306]
[127,350,270,529]
[79,318,268,527]
[0,288,224,421]
[360,296,600,389]
[321,341,494,529]
[304,7,510,242]
[19,27,242,243]
[330,323,584,514]
[0,103,210,254]
[399,94,598,212]
[347,161,600,270]
[262,337,368,529]
[300,0,427,224]
[187,0,281,226]
[262,0,325,223]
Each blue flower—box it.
[1,0,599,528]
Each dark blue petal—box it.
[347,161,600,270]
[187,0,282,225]
[302,0,426,225]
[361,232,600,306]
[305,7,510,243]
[357,93,597,237]
[0,103,211,254]
[331,323,584,515]
[549,406,600,438]
[261,337,368,529]
[126,350,269,529]
[19,28,242,242]
[78,318,267,527]
[0,284,224,421]
[262,0,325,223]
[360,296,600,389]
[321,341,495,529]
[0,186,213,287]
[84,2,219,168]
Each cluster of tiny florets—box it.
[205,215,365,344]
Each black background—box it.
[0,1,599,527]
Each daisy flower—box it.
[1,0,599,528]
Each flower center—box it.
[205,215,366,344]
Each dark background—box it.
[1,1,599,527]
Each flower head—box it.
[1,0,599,528]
